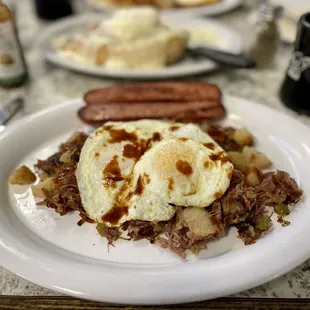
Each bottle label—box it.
[0,21,25,80]
[287,51,310,81]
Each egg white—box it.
[175,0,207,6]
[76,120,233,227]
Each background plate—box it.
[37,13,243,79]
[87,0,243,17]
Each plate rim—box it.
[86,0,243,17]
[35,13,243,79]
[1,96,310,304]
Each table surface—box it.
[2,0,310,301]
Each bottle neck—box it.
[294,13,310,55]
[256,3,282,24]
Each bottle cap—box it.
[295,13,310,55]
[257,1,283,22]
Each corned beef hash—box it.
[10,121,302,258]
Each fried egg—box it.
[76,120,233,227]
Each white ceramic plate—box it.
[36,14,243,79]
[1,96,310,304]
[87,0,242,17]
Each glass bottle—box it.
[280,13,310,114]
[34,0,73,21]
[246,2,282,69]
[0,2,28,88]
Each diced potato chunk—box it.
[38,172,49,181]
[242,147,272,169]
[60,151,72,163]
[244,165,263,187]
[227,151,248,172]
[183,207,217,237]
[232,127,253,147]
[246,189,257,199]
[66,132,82,143]
[31,177,54,198]
[175,208,184,231]
[9,166,36,185]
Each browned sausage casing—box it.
[84,82,221,105]
[78,100,225,124]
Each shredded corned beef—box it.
[37,132,90,218]
[256,170,302,206]
[207,125,244,152]
[96,224,122,245]
[210,170,256,229]
[33,127,303,258]
[35,153,62,175]
[38,162,84,216]
[155,222,208,259]
[122,220,165,242]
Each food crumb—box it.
[277,216,291,227]
[9,165,37,185]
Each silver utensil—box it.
[187,47,256,69]
[0,98,24,133]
